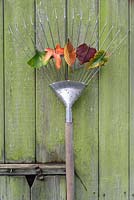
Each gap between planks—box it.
[0,163,65,176]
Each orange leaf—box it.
[55,44,64,55]
[53,53,62,70]
[64,39,76,66]
[44,48,54,62]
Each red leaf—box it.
[76,43,96,64]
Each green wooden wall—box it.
[0,0,133,199]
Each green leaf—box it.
[86,50,109,69]
[27,51,49,68]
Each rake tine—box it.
[99,25,114,49]
[79,67,94,83]
[36,11,49,47]
[71,10,83,81]
[14,24,34,54]
[8,25,33,58]
[23,19,35,46]
[110,33,128,55]
[71,8,76,80]
[105,29,121,52]
[76,10,82,46]
[93,22,108,49]
[89,16,99,44]
[82,30,121,84]
[77,15,99,82]
[82,29,123,84]
[81,22,107,86]
[55,8,61,44]
[46,15,55,48]
[54,8,65,81]
[71,8,75,42]
[83,16,91,43]
[46,15,59,79]
[27,16,54,82]
[64,6,69,80]
[46,14,60,80]
[30,17,43,50]
[85,68,99,85]
[42,67,53,83]
[76,15,91,82]
[37,11,58,81]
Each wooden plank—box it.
[99,1,129,199]
[68,0,99,199]
[31,176,66,200]
[0,0,4,162]
[0,176,30,199]
[0,163,65,175]
[36,0,65,162]
[4,0,35,162]
[130,0,134,199]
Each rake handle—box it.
[65,122,74,200]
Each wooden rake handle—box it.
[65,122,74,200]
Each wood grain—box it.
[0,176,30,199]
[0,0,4,162]
[31,176,66,200]
[99,1,129,199]
[4,0,35,162]
[130,0,134,199]
[68,0,99,199]
[36,0,65,163]
[0,163,65,175]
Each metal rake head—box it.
[50,80,85,122]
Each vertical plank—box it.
[68,0,99,199]
[130,0,134,199]
[36,0,65,162]
[4,0,35,162]
[31,176,66,200]
[0,176,30,199]
[0,0,4,162]
[99,1,129,199]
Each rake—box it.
[9,6,127,200]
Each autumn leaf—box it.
[64,39,76,66]
[76,43,97,64]
[27,51,48,68]
[45,44,64,70]
[86,50,109,69]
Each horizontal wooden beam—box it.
[0,163,66,176]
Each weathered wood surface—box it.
[0,0,132,199]
[68,0,99,199]
[31,176,66,200]
[130,0,134,199]
[0,0,4,162]
[0,163,65,175]
[99,1,129,200]
[36,0,65,163]
[4,0,35,162]
[0,176,30,199]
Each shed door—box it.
[0,0,132,200]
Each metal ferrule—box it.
[66,106,72,123]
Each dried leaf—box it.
[44,44,64,70]
[86,50,109,69]
[27,51,48,68]
[64,39,76,66]
[76,43,96,64]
